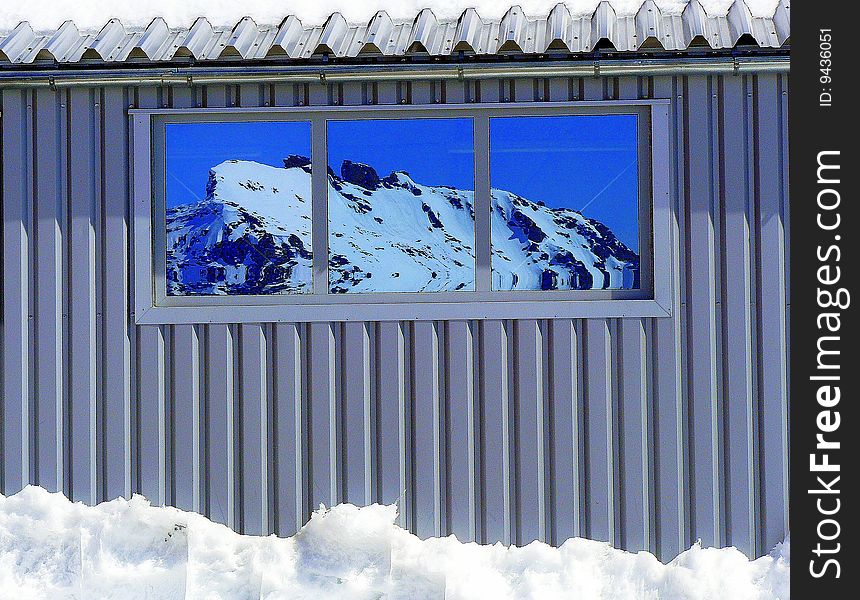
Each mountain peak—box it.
[341,160,380,190]
[283,154,311,171]
[381,170,414,186]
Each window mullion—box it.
[311,116,329,295]
[474,115,491,292]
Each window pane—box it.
[165,121,312,295]
[490,115,640,291]
[327,118,475,293]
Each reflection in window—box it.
[164,121,313,295]
[327,118,475,293]
[490,115,640,291]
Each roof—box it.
[1,1,789,66]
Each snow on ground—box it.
[1,1,782,34]
[1,486,789,599]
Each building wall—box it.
[0,71,789,560]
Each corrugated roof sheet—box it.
[0,0,789,65]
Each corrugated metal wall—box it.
[0,71,789,561]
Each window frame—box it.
[132,100,672,324]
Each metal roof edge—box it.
[0,1,790,66]
[0,54,790,89]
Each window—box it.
[327,118,475,293]
[164,121,313,296]
[133,102,670,323]
[490,115,641,292]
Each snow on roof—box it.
[1,485,789,598]
[1,1,784,32]
[0,1,789,65]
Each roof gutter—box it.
[0,56,789,89]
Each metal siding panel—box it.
[444,320,476,541]
[152,353,178,507]
[58,90,72,498]
[410,81,434,105]
[672,76,693,554]
[184,324,206,516]
[581,75,603,103]
[271,83,293,108]
[68,87,98,503]
[376,322,408,526]
[170,83,197,109]
[308,322,338,510]
[780,76,790,532]
[191,324,206,514]
[512,320,544,544]
[241,83,266,110]
[479,320,512,544]
[260,323,278,535]
[238,324,269,535]
[651,75,687,561]
[513,79,532,103]
[34,88,64,492]
[684,75,721,548]
[272,323,302,534]
[226,324,241,530]
[101,86,132,501]
[205,324,234,526]
[203,84,229,110]
[547,319,584,543]
[1,90,30,494]
[619,319,652,552]
[308,82,327,107]
[411,321,442,537]
[708,76,728,548]
[754,73,789,554]
[93,91,106,504]
[548,77,569,102]
[172,325,197,511]
[376,81,398,105]
[444,80,465,105]
[480,79,501,104]
[342,321,372,505]
[136,325,165,504]
[583,318,615,544]
[340,81,363,106]
[719,73,757,557]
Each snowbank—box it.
[2,1,783,33]
[1,486,788,599]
